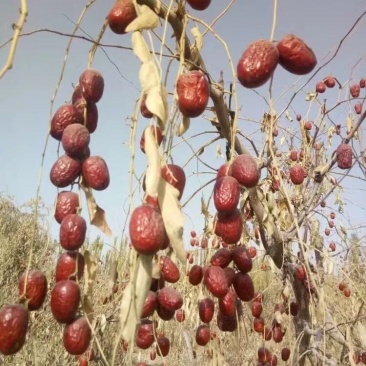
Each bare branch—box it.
[0,0,28,79]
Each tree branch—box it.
[0,0,28,79]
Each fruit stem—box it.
[269,0,278,43]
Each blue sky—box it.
[1,1,366,250]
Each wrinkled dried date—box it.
[82,156,110,191]
[59,214,87,251]
[237,40,279,88]
[129,204,166,255]
[204,266,229,298]
[63,317,91,355]
[18,270,48,311]
[107,0,137,35]
[0,304,29,355]
[213,176,240,213]
[54,191,79,224]
[177,70,209,118]
[215,209,243,244]
[50,104,83,141]
[50,155,81,188]
[277,34,317,75]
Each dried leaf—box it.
[132,31,151,63]
[81,183,112,236]
[306,92,317,101]
[125,5,159,32]
[100,314,107,335]
[176,116,190,136]
[263,214,274,237]
[146,84,167,127]
[201,197,212,221]
[139,60,160,92]
[152,255,160,279]
[274,310,283,325]
[158,180,187,264]
[82,297,94,323]
[327,259,334,275]
[285,110,293,122]
[216,144,223,158]
[120,254,153,343]
[356,322,366,349]
[346,116,353,134]
[82,250,98,323]
[84,250,98,296]
[144,125,161,199]
[191,26,203,51]
[327,126,335,146]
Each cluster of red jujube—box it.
[48,68,110,362]
[0,270,47,355]
[237,34,317,89]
